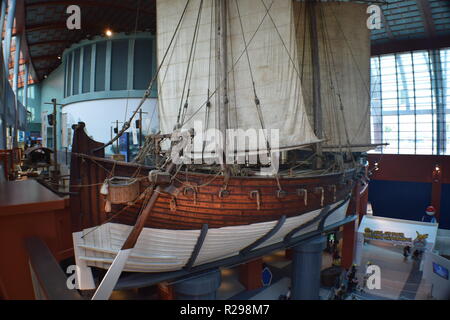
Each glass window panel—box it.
[416,114,433,154]
[111,39,129,91]
[370,48,449,155]
[82,45,91,93]
[441,49,450,114]
[66,53,72,97]
[95,42,107,92]
[399,115,415,154]
[134,39,153,90]
[446,114,450,155]
[382,115,399,153]
[73,48,80,95]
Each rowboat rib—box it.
[240,215,287,256]
[284,205,331,243]
[184,224,209,271]
[318,196,352,232]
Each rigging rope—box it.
[95,0,192,152]
[81,186,152,239]
[234,0,268,140]
[177,0,205,126]
[297,0,308,83]
[202,2,215,155]
[123,0,142,125]
[317,4,357,163]
[258,0,302,87]
[328,4,373,148]
[233,0,271,154]
[316,3,345,152]
[180,0,276,127]
[227,1,239,130]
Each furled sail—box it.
[294,2,372,152]
[156,0,320,156]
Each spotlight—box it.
[105,29,113,37]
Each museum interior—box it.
[0,0,449,301]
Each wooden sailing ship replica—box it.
[69,0,373,298]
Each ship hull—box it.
[68,123,358,289]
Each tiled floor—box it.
[357,242,432,300]
[218,243,433,300]
[109,242,433,300]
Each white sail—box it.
[156,0,320,154]
[294,2,371,152]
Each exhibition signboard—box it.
[354,215,438,266]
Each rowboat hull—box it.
[73,197,349,289]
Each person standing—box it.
[332,250,341,267]
[403,245,411,261]
[334,284,346,300]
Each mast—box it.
[216,0,229,167]
[308,0,323,166]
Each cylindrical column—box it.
[291,236,326,300]
[12,34,21,147]
[173,269,221,300]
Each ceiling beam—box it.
[25,0,154,16]
[21,0,156,82]
[25,22,89,33]
[15,0,39,83]
[415,0,436,37]
[371,35,450,56]
[24,21,145,34]
[28,39,70,46]
[30,54,59,62]
[380,7,394,39]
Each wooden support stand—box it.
[341,180,369,269]
[285,249,293,260]
[157,282,175,300]
[239,258,263,291]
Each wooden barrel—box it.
[107,177,139,204]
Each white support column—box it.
[12,34,21,94]
[79,46,84,94]
[12,33,20,147]
[23,62,29,106]
[90,43,96,92]
[3,0,16,71]
[105,40,112,91]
